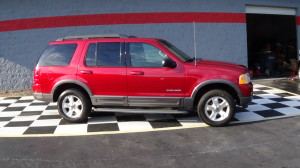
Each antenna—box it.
[193,21,197,67]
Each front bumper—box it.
[239,95,253,108]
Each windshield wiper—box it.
[185,58,194,62]
[185,58,202,62]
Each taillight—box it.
[33,66,40,83]
[32,66,42,93]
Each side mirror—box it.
[162,58,177,69]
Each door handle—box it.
[130,71,144,75]
[80,70,93,74]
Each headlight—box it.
[239,73,251,84]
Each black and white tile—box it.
[1,84,300,136]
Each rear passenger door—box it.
[77,40,127,106]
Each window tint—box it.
[84,42,122,67]
[159,40,191,62]
[38,44,77,66]
[85,43,97,67]
[129,43,167,67]
[98,42,121,67]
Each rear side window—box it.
[85,43,97,67]
[85,42,122,67]
[38,44,77,66]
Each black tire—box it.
[197,90,235,127]
[57,89,91,123]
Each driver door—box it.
[126,42,186,107]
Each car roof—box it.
[50,34,162,44]
[55,34,136,41]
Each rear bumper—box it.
[33,92,53,102]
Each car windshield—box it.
[158,40,193,62]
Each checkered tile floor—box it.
[1,84,300,136]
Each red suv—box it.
[32,34,253,127]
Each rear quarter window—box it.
[38,44,77,66]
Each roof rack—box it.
[56,34,136,41]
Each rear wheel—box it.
[57,89,91,123]
[197,90,235,127]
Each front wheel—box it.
[197,90,236,127]
[57,89,91,123]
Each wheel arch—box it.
[191,80,241,108]
[51,80,93,102]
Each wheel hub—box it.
[205,96,230,122]
[62,95,83,119]
[70,103,75,110]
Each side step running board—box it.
[93,108,190,114]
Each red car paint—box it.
[32,35,252,109]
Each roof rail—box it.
[56,34,136,41]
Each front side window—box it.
[85,42,122,67]
[158,40,192,62]
[38,44,77,66]
[129,43,167,67]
